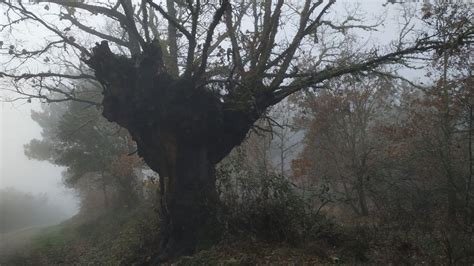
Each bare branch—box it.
[141,0,151,42]
[270,34,473,105]
[146,0,193,41]
[195,0,230,81]
[60,13,130,49]
[270,0,334,88]
[39,0,126,21]
[224,3,243,75]
[0,71,95,81]
[119,0,146,52]
[183,0,199,77]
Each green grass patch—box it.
[1,204,159,265]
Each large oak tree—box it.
[0,0,472,260]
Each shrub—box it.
[216,149,330,244]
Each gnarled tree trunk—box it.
[152,145,218,258]
[86,41,259,259]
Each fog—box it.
[0,0,472,264]
[0,0,357,231]
[1,101,79,229]
[0,0,414,235]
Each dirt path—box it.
[0,227,43,258]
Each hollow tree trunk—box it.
[146,144,218,259]
[86,41,260,260]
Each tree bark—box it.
[150,144,218,259]
[86,41,259,260]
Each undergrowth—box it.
[3,162,472,265]
[2,205,159,265]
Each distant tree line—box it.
[0,187,68,233]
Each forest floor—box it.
[0,205,339,265]
[0,204,470,265]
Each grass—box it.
[1,205,160,265]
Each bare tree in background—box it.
[0,0,472,259]
[293,75,395,217]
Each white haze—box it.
[1,101,79,223]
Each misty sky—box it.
[1,101,79,217]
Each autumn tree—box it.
[1,0,472,259]
[292,74,395,216]
[421,2,473,221]
[375,1,473,223]
[386,60,473,225]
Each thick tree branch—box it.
[224,3,243,75]
[184,0,199,77]
[254,0,284,76]
[119,0,146,52]
[141,0,151,43]
[270,35,473,105]
[195,0,230,81]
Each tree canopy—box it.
[1,0,472,260]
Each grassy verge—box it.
[1,205,351,265]
[4,204,468,265]
[1,205,159,265]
